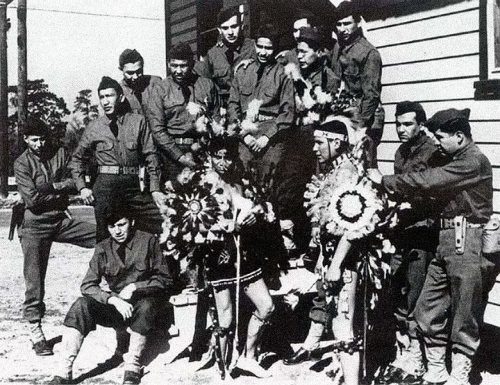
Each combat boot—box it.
[445,352,472,385]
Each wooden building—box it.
[164,0,500,327]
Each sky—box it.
[6,0,166,110]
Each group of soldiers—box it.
[12,2,498,385]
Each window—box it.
[474,0,500,99]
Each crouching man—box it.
[49,205,172,385]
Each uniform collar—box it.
[111,229,136,252]
[402,131,429,155]
[452,141,474,160]
[339,28,364,52]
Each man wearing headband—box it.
[370,108,495,385]
[119,49,163,116]
[49,204,172,385]
[70,76,166,242]
[147,42,220,181]
[334,1,384,147]
[285,117,350,366]
[195,6,256,106]
[379,101,441,385]
[14,118,96,356]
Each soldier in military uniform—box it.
[69,76,166,242]
[119,49,163,116]
[147,42,220,181]
[369,109,497,385]
[14,118,96,355]
[275,26,340,256]
[227,23,295,197]
[195,6,256,107]
[334,1,384,146]
[378,102,440,385]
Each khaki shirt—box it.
[69,112,161,192]
[14,146,75,215]
[81,230,172,304]
[147,73,220,161]
[228,60,295,140]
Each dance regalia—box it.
[160,168,276,291]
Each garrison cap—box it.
[22,117,50,137]
[217,6,240,25]
[334,1,362,21]
[425,108,471,132]
[169,42,194,62]
[119,49,144,69]
[98,76,123,95]
[395,101,427,123]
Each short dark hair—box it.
[119,49,144,70]
[217,6,241,26]
[104,201,134,226]
[98,76,123,96]
[169,42,194,63]
[208,136,239,159]
[297,27,322,51]
[23,117,50,137]
[395,101,427,124]
[256,24,279,46]
[334,1,362,22]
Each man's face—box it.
[313,134,340,163]
[99,88,120,115]
[108,217,133,244]
[293,18,310,41]
[255,37,274,64]
[169,59,191,84]
[336,16,359,43]
[396,112,421,143]
[24,135,46,156]
[211,149,234,175]
[434,129,462,156]
[122,61,144,88]
[297,41,319,69]
[218,15,241,45]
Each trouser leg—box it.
[21,235,52,324]
[55,217,96,249]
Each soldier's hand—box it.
[243,134,256,148]
[108,296,133,320]
[151,191,168,210]
[253,136,269,152]
[119,283,137,301]
[367,169,383,184]
[80,188,94,205]
[178,152,197,168]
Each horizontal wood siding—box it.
[169,0,198,53]
[367,0,500,326]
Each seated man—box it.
[49,205,172,385]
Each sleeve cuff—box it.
[150,180,161,192]
[75,179,87,192]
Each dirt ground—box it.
[0,209,499,385]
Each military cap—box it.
[395,101,427,124]
[119,48,144,69]
[217,6,241,25]
[169,42,194,62]
[22,117,50,137]
[334,1,362,21]
[297,26,322,49]
[97,76,123,95]
[425,108,471,136]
